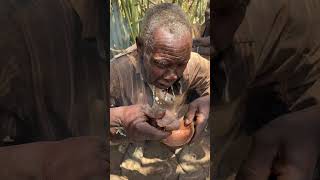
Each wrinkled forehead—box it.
[144,28,191,61]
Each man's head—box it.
[136,3,192,89]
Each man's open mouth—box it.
[157,80,175,89]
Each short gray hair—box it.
[138,3,192,52]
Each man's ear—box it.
[136,37,144,54]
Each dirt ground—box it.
[110,129,210,180]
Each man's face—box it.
[140,27,192,89]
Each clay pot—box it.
[162,117,195,148]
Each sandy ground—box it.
[110,129,210,180]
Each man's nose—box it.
[164,69,178,81]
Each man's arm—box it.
[110,105,173,142]
[184,53,210,142]
[110,106,127,141]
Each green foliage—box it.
[110,0,208,58]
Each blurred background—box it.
[110,0,209,58]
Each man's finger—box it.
[156,110,178,128]
[164,118,180,131]
[143,104,165,119]
[236,135,278,180]
[156,117,174,127]
[190,113,207,143]
[135,122,171,141]
[184,105,197,125]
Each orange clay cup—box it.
[161,116,195,148]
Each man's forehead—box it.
[152,53,190,61]
[151,49,191,64]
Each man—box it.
[212,0,320,180]
[110,3,210,179]
[0,0,111,179]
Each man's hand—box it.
[111,104,174,142]
[236,106,320,180]
[154,110,180,131]
[184,95,210,142]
